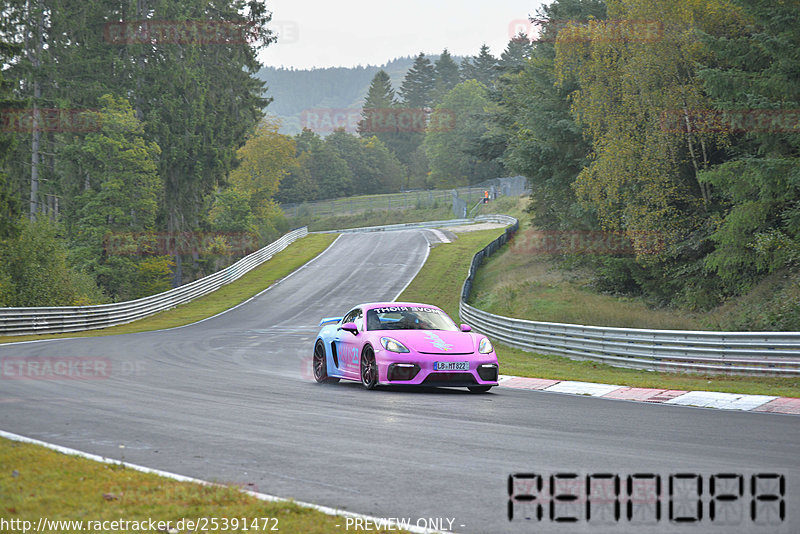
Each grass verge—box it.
[0,233,337,345]
[397,227,800,397]
[398,228,506,319]
[0,438,405,533]
[470,242,709,330]
[305,205,453,232]
[293,192,527,232]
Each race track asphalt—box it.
[1,230,798,533]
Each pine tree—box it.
[358,70,396,137]
[461,44,498,86]
[433,49,460,103]
[497,33,533,74]
[696,0,800,289]
[488,0,605,230]
[0,41,22,238]
[399,53,435,109]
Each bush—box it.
[135,256,176,298]
[0,218,106,306]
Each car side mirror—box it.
[339,322,359,335]
[460,324,472,332]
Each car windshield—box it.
[366,306,458,331]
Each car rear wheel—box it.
[313,340,338,383]
[468,385,492,393]
[360,346,378,390]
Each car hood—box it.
[379,330,476,354]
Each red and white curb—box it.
[497,375,800,415]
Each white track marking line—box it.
[665,391,778,411]
[427,229,451,244]
[543,381,623,397]
[0,429,450,534]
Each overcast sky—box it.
[257,0,547,69]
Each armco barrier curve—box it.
[0,227,308,336]
[318,214,518,235]
[457,217,800,376]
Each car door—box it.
[334,308,363,378]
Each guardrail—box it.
[318,214,519,234]
[458,217,800,375]
[0,227,308,336]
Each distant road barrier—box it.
[0,227,308,337]
[318,214,517,234]
[457,217,800,376]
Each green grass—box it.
[284,188,486,220]
[306,204,454,232]
[398,226,800,397]
[0,438,406,533]
[0,233,337,345]
[290,190,528,232]
[398,228,507,319]
[470,241,710,330]
[471,225,800,332]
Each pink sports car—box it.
[313,302,499,392]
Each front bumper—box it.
[377,349,498,387]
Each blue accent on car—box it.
[319,317,342,327]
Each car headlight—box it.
[479,337,494,354]
[381,337,410,353]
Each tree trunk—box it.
[28,3,44,219]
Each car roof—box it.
[357,302,443,312]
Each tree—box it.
[60,95,162,301]
[359,70,396,136]
[211,117,293,244]
[424,80,503,188]
[394,54,437,176]
[362,136,406,193]
[0,218,105,306]
[209,188,255,233]
[696,0,800,291]
[0,40,22,238]
[1,0,48,219]
[327,129,372,192]
[461,44,498,86]
[1,0,277,287]
[399,52,435,109]
[359,69,411,161]
[276,152,318,204]
[465,34,534,187]
[433,49,461,103]
[554,0,737,254]
[326,129,406,195]
[497,33,534,75]
[498,0,606,229]
[308,142,353,199]
[227,118,295,219]
[294,127,323,153]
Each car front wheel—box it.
[360,346,378,390]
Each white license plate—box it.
[434,361,469,371]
